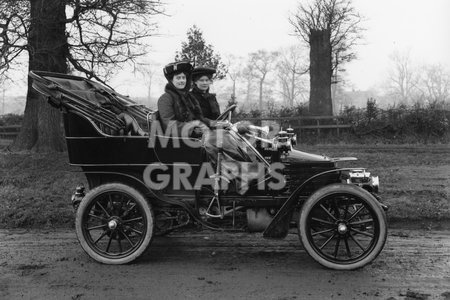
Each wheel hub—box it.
[337,223,348,234]
[108,219,119,230]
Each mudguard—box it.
[263,168,358,239]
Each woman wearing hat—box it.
[189,67,221,127]
[157,61,207,137]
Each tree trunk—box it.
[147,80,152,107]
[10,0,67,152]
[290,69,295,107]
[232,80,236,99]
[309,29,333,116]
[246,78,251,104]
[259,80,263,110]
[258,73,266,111]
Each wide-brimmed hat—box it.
[192,66,216,81]
[163,61,193,80]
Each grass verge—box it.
[0,151,86,228]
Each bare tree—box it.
[276,46,309,106]
[241,63,255,107]
[419,64,450,106]
[0,2,29,79]
[65,0,163,82]
[0,0,163,152]
[387,50,420,104]
[289,0,364,115]
[3,0,69,152]
[224,54,244,107]
[249,50,279,110]
[133,60,160,107]
[1,78,5,114]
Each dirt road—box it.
[0,227,449,300]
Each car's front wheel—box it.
[75,183,154,264]
[298,184,387,270]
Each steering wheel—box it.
[216,104,237,122]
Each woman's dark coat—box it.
[188,85,221,125]
[157,83,203,136]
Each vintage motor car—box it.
[30,70,388,270]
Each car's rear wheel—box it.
[75,183,154,264]
[298,184,387,270]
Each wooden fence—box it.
[234,116,352,137]
[0,116,352,140]
[0,125,21,139]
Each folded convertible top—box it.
[29,71,153,133]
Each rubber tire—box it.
[75,183,154,264]
[298,183,387,270]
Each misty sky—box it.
[137,0,450,94]
[2,0,450,111]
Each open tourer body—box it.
[30,70,388,270]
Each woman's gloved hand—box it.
[236,122,251,135]
[191,126,203,138]
[187,120,210,138]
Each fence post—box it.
[316,119,320,137]
[336,118,340,136]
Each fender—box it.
[263,168,359,239]
[83,170,161,200]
